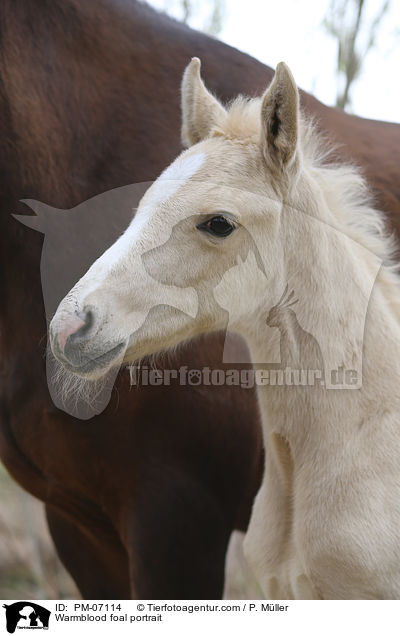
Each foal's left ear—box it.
[261,62,299,172]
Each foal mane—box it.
[212,95,400,315]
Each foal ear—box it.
[181,57,227,147]
[261,62,299,171]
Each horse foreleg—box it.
[46,504,130,599]
[244,432,318,599]
[123,470,231,599]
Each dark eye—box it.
[197,215,236,238]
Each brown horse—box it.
[0,0,399,599]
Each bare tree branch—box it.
[181,0,192,24]
[172,0,226,37]
[205,0,226,36]
[323,0,390,110]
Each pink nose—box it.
[57,315,87,354]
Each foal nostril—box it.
[73,309,94,339]
[56,309,94,354]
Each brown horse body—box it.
[0,0,399,598]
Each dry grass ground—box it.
[0,464,260,600]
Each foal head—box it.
[50,59,306,379]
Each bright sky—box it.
[147,0,400,123]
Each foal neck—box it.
[243,188,400,446]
